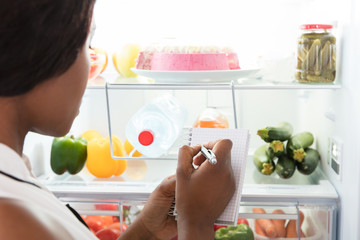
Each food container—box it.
[251,216,322,240]
[250,208,323,240]
[193,107,229,129]
[295,24,336,83]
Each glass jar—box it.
[295,24,336,83]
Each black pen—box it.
[200,144,217,165]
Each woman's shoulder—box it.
[0,198,73,240]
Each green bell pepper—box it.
[214,224,254,240]
[50,135,88,175]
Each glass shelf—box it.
[87,76,341,91]
[41,156,338,204]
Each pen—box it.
[200,144,217,165]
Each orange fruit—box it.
[124,138,142,157]
[81,129,103,141]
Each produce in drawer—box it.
[257,122,293,143]
[82,215,127,240]
[286,132,314,162]
[214,223,254,240]
[252,208,277,238]
[296,148,320,175]
[50,135,88,175]
[271,209,286,238]
[285,211,305,238]
[252,208,307,239]
[253,144,275,175]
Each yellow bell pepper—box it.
[86,135,127,178]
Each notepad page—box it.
[189,128,250,225]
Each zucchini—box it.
[253,145,275,175]
[297,148,320,175]
[268,140,285,157]
[286,132,314,162]
[257,122,293,143]
[276,155,296,179]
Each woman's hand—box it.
[176,139,236,240]
[119,175,177,240]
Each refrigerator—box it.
[22,0,360,239]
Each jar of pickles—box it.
[295,24,336,83]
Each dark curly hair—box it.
[0,0,96,96]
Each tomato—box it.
[85,215,114,233]
[237,218,249,226]
[214,224,226,231]
[85,217,104,233]
[96,227,121,240]
[112,216,120,223]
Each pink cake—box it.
[135,46,240,71]
[150,53,229,71]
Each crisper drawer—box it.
[64,199,336,240]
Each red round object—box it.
[138,130,154,146]
[300,24,333,30]
[95,227,121,240]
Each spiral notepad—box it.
[169,127,250,226]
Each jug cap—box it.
[138,130,154,146]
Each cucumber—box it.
[297,148,320,175]
[257,122,293,143]
[253,145,275,175]
[268,140,285,157]
[276,155,296,179]
[286,132,314,162]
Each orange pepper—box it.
[86,136,127,178]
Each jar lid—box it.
[300,24,333,30]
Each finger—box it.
[195,139,233,173]
[192,140,220,166]
[211,139,233,167]
[158,174,176,200]
[176,144,201,176]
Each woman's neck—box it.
[0,97,27,155]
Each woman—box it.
[0,1,235,239]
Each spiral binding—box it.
[168,198,177,217]
[188,128,193,146]
[167,128,193,218]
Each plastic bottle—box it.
[125,94,187,158]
